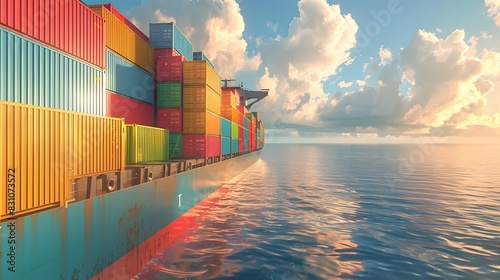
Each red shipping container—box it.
[103,4,149,43]
[154,48,181,61]
[238,139,244,153]
[107,92,154,126]
[238,126,244,140]
[183,134,221,158]
[156,55,186,82]
[157,107,182,133]
[0,0,105,68]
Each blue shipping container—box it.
[244,140,248,152]
[244,128,249,140]
[221,117,231,137]
[244,117,249,130]
[150,23,193,60]
[106,49,154,104]
[0,27,105,115]
[193,51,215,69]
[231,139,239,154]
[221,136,231,156]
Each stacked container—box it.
[149,23,192,158]
[89,4,155,126]
[193,51,215,69]
[246,113,257,152]
[237,105,248,153]
[221,87,241,154]
[182,60,222,158]
[0,0,106,115]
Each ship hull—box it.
[0,151,261,280]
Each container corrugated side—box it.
[244,117,249,130]
[183,60,221,94]
[231,122,239,139]
[238,138,244,153]
[103,3,149,43]
[157,82,182,107]
[106,49,154,104]
[221,117,231,138]
[156,55,185,83]
[183,109,220,135]
[183,134,220,158]
[244,140,249,152]
[221,136,231,156]
[154,48,181,61]
[107,92,154,126]
[0,27,105,115]
[0,100,124,220]
[183,85,221,115]
[149,23,193,60]
[222,89,238,107]
[169,133,183,158]
[231,138,239,154]
[89,5,154,74]
[244,128,249,140]
[0,0,105,68]
[157,107,182,133]
[125,124,169,163]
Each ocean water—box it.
[137,144,500,279]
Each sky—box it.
[83,0,500,143]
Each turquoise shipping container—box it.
[149,23,193,60]
[244,128,249,140]
[244,140,249,152]
[106,49,154,104]
[221,117,231,137]
[0,27,105,115]
[231,138,239,154]
[244,117,249,130]
[221,136,231,156]
[193,51,215,69]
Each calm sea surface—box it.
[137,144,500,279]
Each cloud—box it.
[338,81,353,88]
[129,0,260,78]
[484,0,500,26]
[378,47,392,65]
[255,0,358,125]
[356,80,367,87]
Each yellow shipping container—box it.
[183,85,221,115]
[183,61,221,93]
[89,5,154,74]
[183,109,221,135]
[0,100,125,220]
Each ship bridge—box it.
[222,79,268,110]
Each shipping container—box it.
[239,126,244,140]
[126,124,169,163]
[157,107,182,133]
[102,4,149,43]
[238,138,244,153]
[237,105,248,115]
[220,117,231,138]
[0,0,105,68]
[106,49,154,104]
[252,111,260,121]
[154,48,181,61]
[221,136,231,156]
[150,23,193,60]
[169,133,183,158]
[156,55,185,83]
[244,117,249,130]
[107,92,154,126]
[0,100,124,219]
[183,85,221,114]
[193,51,215,69]
[89,5,154,73]
[183,109,220,135]
[222,89,239,107]
[0,27,105,115]
[231,138,239,154]
[157,82,182,107]
[244,128,249,140]
[183,134,220,158]
[183,60,221,94]
[244,140,248,152]
[231,122,239,139]
[220,106,239,123]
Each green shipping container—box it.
[169,133,183,158]
[231,122,239,139]
[157,82,182,107]
[126,124,169,163]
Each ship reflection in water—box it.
[137,144,500,279]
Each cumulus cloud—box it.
[338,81,353,88]
[255,0,358,125]
[484,0,500,26]
[129,0,259,78]
[378,47,392,65]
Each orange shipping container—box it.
[222,89,239,107]
[183,85,221,115]
[0,100,125,220]
[89,5,154,74]
[183,60,221,93]
[183,109,220,135]
[221,105,239,123]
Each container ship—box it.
[0,1,267,279]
